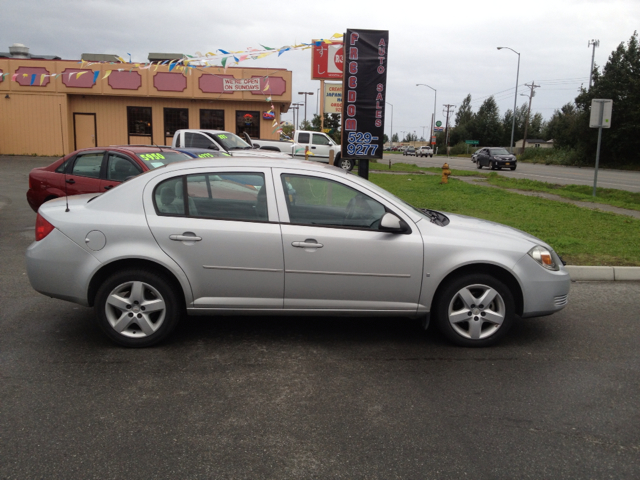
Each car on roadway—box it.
[417,146,433,158]
[26,146,192,212]
[26,157,570,348]
[471,148,482,163]
[476,147,517,170]
[403,146,416,156]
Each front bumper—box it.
[514,254,571,318]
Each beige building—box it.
[0,44,292,156]
[515,139,554,150]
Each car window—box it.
[154,173,268,221]
[185,132,216,149]
[312,133,330,146]
[490,148,510,155]
[70,152,104,179]
[280,174,386,230]
[55,158,72,173]
[297,132,310,144]
[106,154,142,182]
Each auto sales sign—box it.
[340,29,388,160]
[311,40,343,80]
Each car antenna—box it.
[59,104,70,212]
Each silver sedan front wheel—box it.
[95,269,182,347]
[435,274,514,347]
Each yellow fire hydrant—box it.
[440,163,451,184]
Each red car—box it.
[27,146,192,212]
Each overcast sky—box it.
[2,0,638,141]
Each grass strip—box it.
[484,174,640,212]
[369,173,640,266]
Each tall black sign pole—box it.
[340,29,389,180]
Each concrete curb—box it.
[564,266,640,281]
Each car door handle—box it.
[170,234,202,242]
[292,240,323,248]
[311,146,317,149]
[104,185,114,190]
[66,178,75,184]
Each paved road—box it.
[1,156,640,478]
[385,153,640,193]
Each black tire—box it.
[337,157,355,171]
[434,273,515,347]
[510,166,517,171]
[94,269,183,347]
[490,161,496,170]
[476,160,482,169]
[430,154,433,158]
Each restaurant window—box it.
[200,109,224,130]
[164,108,189,143]
[127,107,152,144]
[236,110,260,139]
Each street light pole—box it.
[291,103,303,130]
[588,39,600,90]
[386,102,394,149]
[298,91,314,126]
[497,47,520,154]
[416,84,437,148]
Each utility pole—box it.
[420,126,428,141]
[519,81,540,152]
[588,39,600,91]
[443,104,455,156]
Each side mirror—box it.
[379,213,410,233]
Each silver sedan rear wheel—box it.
[435,274,514,347]
[95,269,182,347]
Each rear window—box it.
[136,151,191,169]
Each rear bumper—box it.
[26,229,100,306]
[26,189,44,213]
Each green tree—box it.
[455,94,474,127]
[403,132,418,142]
[281,123,294,139]
[475,96,503,146]
[451,94,475,145]
[310,113,342,142]
[544,103,580,149]
[573,32,640,165]
[391,133,399,143]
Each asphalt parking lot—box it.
[1,156,640,479]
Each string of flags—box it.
[0,34,343,83]
[1,34,344,134]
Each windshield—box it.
[490,148,511,155]
[205,132,252,151]
[136,151,191,169]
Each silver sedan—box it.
[26,158,570,348]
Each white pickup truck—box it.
[171,129,291,159]
[247,131,352,171]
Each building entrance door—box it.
[74,113,97,150]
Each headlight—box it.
[528,246,559,271]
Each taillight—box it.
[35,213,55,241]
